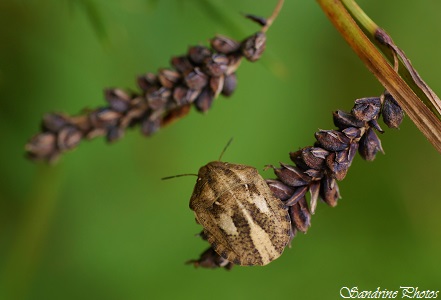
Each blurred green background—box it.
[1,0,441,299]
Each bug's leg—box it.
[186,247,234,270]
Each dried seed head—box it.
[284,185,308,206]
[106,125,125,143]
[188,45,212,65]
[161,104,191,128]
[173,85,199,106]
[301,146,329,170]
[289,149,309,170]
[315,130,350,152]
[57,126,82,151]
[241,32,266,62]
[104,89,131,113]
[210,75,224,98]
[320,176,341,207]
[303,169,323,180]
[25,132,57,159]
[42,113,68,133]
[210,35,241,54]
[266,179,295,201]
[382,92,404,129]
[348,142,359,166]
[137,72,158,91]
[89,108,121,128]
[221,73,237,97]
[326,150,350,181]
[351,97,381,122]
[333,110,366,129]
[226,53,242,75]
[358,127,384,161]
[244,14,268,27]
[271,163,311,187]
[170,56,194,74]
[141,115,161,136]
[309,181,320,214]
[184,67,208,90]
[369,119,384,133]
[194,88,214,113]
[146,87,171,110]
[204,54,229,77]
[158,69,181,89]
[289,197,311,233]
[342,127,364,141]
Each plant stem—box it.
[316,0,441,154]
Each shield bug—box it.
[186,140,291,266]
[189,161,291,266]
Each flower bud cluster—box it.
[25,31,267,163]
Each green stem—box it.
[316,0,441,154]
[340,0,441,120]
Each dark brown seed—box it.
[194,88,214,113]
[301,146,329,170]
[188,45,212,65]
[326,151,350,181]
[309,181,320,214]
[289,149,309,170]
[303,169,323,180]
[170,56,194,74]
[25,132,57,158]
[186,247,233,270]
[57,126,82,151]
[210,75,224,98]
[244,14,267,26]
[137,73,158,91]
[184,67,208,90]
[146,87,171,110]
[289,197,311,233]
[358,127,384,161]
[266,179,295,201]
[342,127,364,140]
[382,92,404,129]
[368,119,384,133]
[42,113,68,133]
[315,130,350,152]
[106,126,124,143]
[285,185,309,206]
[226,54,242,75]
[221,73,237,97]
[351,97,381,122]
[158,69,181,89]
[204,54,229,77]
[333,110,366,129]
[320,176,341,207]
[104,89,131,113]
[241,32,266,62]
[272,163,311,187]
[161,104,192,128]
[89,108,121,128]
[141,115,161,136]
[348,142,359,166]
[210,35,241,54]
[173,85,199,106]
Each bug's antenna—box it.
[218,138,234,161]
[161,173,198,180]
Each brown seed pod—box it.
[189,161,291,266]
